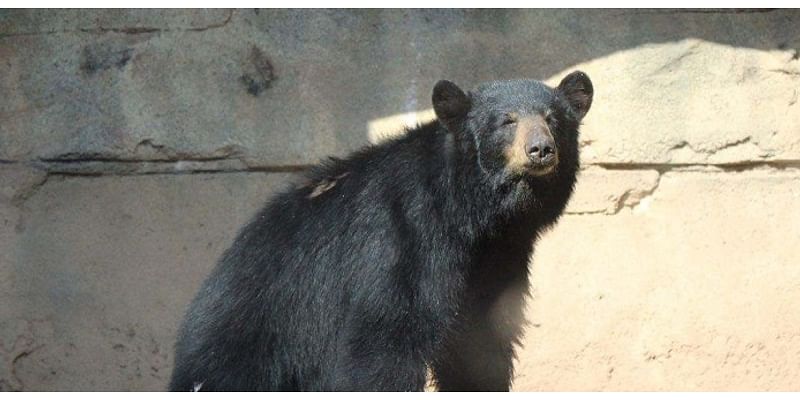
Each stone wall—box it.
[1,9,799,391]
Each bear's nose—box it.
[527,136,556,163]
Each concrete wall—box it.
[1,9,799,391]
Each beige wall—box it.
[515,34,800,391]
[1,9,799,391]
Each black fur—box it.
[169,73,593,391]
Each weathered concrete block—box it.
[0,164,47,205]
[565,167,661,215]
[3,10,799,167]
[515,168,800,390]
[4,167,799,391]
[1,10,390,165]
[0,9,232,35]
[550,39,800,165]
[0,172,295,390]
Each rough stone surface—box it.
[2,9,799,167]
[549,39,800,165]
[0,173,294,390]
[516,169,800,391]
[1,8,800,392]
[565,167,661,215]
[0,9,232,35]
[0,165,47,205]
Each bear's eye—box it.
[501,116,517,127]
[545,112,557,126]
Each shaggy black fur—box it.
[169,72,593,392]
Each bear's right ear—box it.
[432,80,471,133]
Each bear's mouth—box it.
[525,156,558,177]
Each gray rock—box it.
[2,9,798,167]
[0,172,295,390]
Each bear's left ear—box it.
[557,71,593,122]
[432,80,471,133]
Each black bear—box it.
[169,72,593,391]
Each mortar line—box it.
[3,159,800,177]
[0,9,234,39]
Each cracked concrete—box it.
[2,166,798,392]
[0,9,234,37]
[0,319,50,391]
[546,38,800,165]
[1,172,297,390]
[1,9,800,392]
[650,40,701,75]
[3,9,800,166]
[517,169,800,391]
[0,165,48,206]
[566,167,662,215]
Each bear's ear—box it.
[557,71,593,122]
[432,80,471,133]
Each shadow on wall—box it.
[1,9,798,167]
[367,34,800,167]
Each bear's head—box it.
[432,72,593,185]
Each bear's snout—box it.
[504,115,559,176]
[526,134,556,166]
[523,119,558,175]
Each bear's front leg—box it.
[331,341,428,391]
[430,311,517,392]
